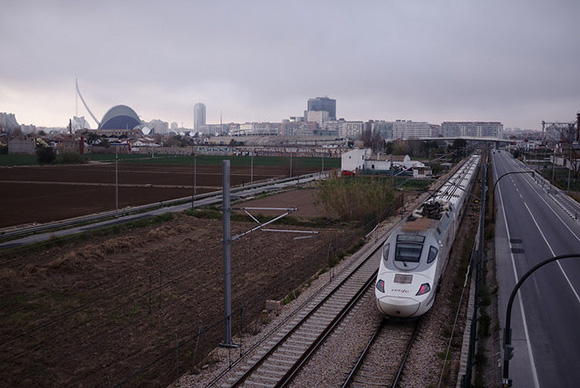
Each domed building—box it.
[99,105,141,130]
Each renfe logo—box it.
[390,288,410,294]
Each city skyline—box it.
[1,1,579,130]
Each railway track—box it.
[343,319,419,388]
[206,238,383,388]
[199,169,460,388]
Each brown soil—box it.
[0,163,319,229]
[0,188,359,387]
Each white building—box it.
[341,148,371,173]
[341,148,430,176]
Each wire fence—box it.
[2,191,404,387]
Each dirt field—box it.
[0,162,321,229]
[0,188,362,387]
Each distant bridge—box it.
[415,136,509,144]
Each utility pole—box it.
[220,160,316,347]
[115,145,119,216]
[221,160,236,347]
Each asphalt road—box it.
[493,151,580,388]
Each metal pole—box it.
[502,254,580,387]
[222,160,234,347]
[115,146,118,216]
[251,151,254,184]
[193,153,197,209]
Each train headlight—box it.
[416,283,431,296]
[376,279,385,293]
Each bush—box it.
[36,146,56,164]
[317,176,395,222]
[58,151,86,164]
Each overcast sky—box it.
[2,0,579,130]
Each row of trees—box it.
[36,147,86,165]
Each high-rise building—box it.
[194,103,206,132]
[306,96,336,121]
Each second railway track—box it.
[343,319,419,388]
[226,247,380,387]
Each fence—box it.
[2,193,404,387]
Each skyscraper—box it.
[306,96,336,121]
[194,103,206,132]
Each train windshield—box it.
[395,235,425,263]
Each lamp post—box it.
[192,150,197,209]
[492,170,534,223]
[502,254,580,387]
[115,145,119,216]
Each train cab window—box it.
[395,235,425,263]
[427,246,438,263]
[382,243,390,262]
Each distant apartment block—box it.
[281,121,317,136]
[322,120,364,139]
[372,121,394,139]
[147,119,169,134]
[230,122,281,136]
[305,110,329,125]
[441,121,503,138]
[0,112,20,131]
[392,120,432,139]
[194,103,206,131]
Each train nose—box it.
[376,296,420,317]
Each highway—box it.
[493,151,580,387]
[0,172,329,251]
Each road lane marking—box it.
[523,203,580,305]
[522,178,580,245]
[496,166,540,388]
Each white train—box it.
[375,154,481,318]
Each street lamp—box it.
[192,150,197,209]
[502,253,580,387]
[492,170,534,223]
[115,144,119,216]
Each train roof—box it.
[406,154,480,225]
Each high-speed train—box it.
[375,154,481,318]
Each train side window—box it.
[427,246,438,263]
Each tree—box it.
[360,128,372,147]
[392,139,409,155]
[36,146,56,164]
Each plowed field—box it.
[0,162,319,228]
